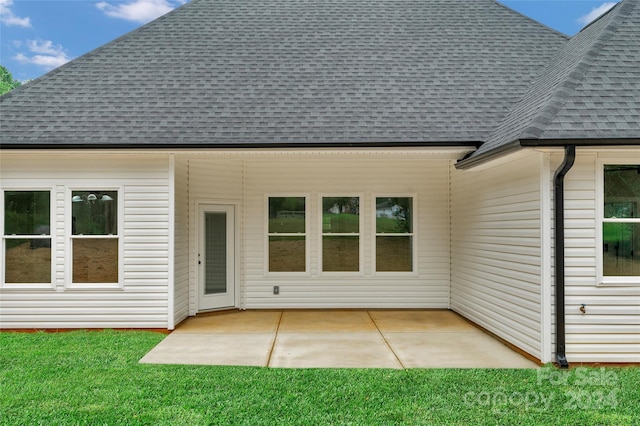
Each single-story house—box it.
[1,0,638,366]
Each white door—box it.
[198,204,235,311]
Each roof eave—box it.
[0,140,483,151]
[519,138,640,147]
[454,140,522,170]
[456,137,640,170]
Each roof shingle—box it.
[0,0,566,147]
[476,0,640,157]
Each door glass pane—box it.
[205,212,227,294]
[603,223,640,276]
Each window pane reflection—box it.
[73,238,118,283]
[4,239,51,283]
[322,197,359,233]
[72,191,117,235]
[4,191,50,235]
[376,198,412,233]
[269,197,305,233]
[269,236,305,272]
[376,236,412,272]
[604,165,640,219]
[603,223,640,276]
[323,236,359,272]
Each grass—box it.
[1,331,639,425]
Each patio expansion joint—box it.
[266,311,284,367]
[367,311,406,369]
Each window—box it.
[601,165,640,282]
[3,190,51,284]
[71,190,119,284]
[376,197,414,272]
[268,197,306,272]
[322,197,360,272]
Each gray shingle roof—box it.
[0,0,566,147]
[476,0,640,157]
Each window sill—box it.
[65,283,124,291]
[1,283,56,290]
[597,278,640,287]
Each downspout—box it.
[553,145,575,369]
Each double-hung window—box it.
[3,190,52,285]
[322,197,360,272]
[268,196,306,272]
[375,197,414,272]
[71,190,119,284]
[600,164,640,284]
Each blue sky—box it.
[1,0,620,82]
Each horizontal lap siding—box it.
[0,155,171,329]
[173,158,189,325]
[243,159,450,308]
[187,159,244,313]
[561,152,640,363]
[451,153,543,359]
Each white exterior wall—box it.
[451,152,545,360]
[559,150,640,363]
[173,157,190,325]
[0,154,171,329]
[181,153,455,310]
[186,158,244,313]
[243,158,451,308]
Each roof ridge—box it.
[518,0,631,140]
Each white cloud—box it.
[577,2,618,26]
[13,39,71,70]
[0,0,31,27]
[96,0,179,23]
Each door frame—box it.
[196,202,238,312]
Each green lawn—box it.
[1,331,638,425]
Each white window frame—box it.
[319,194,364,275]
[66,186,124,289]
[596,160,640,286]
[373,194,417,275]
[265,194,309,276]
[1,187,55,289]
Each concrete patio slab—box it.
[139,333,275,366]
[140,310,540,368]
[174,310,282,334]
[278,310,377,333]
[370,310,479,332]
[270,332,402,369]
[384,332,538,368]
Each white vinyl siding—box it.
[173,157,190,325]
[186,159,244,313]
[451,152,544,359]
[558,151,640,363]
[0,154,171,329]
[243,159,449,308]
[179,155,452,311]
